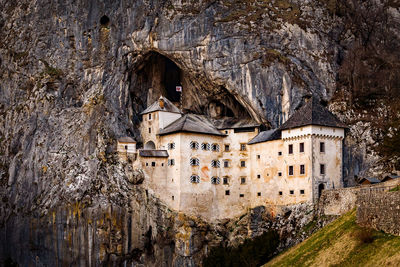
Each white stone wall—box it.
[282,125,344,139]
[117,142,136,153]
[138,117,345,221]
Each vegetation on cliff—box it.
[265,209,400,266]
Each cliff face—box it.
[0,0,399,265]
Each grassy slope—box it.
[265,210,400,267]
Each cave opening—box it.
[100,15,110,26]
[128,51,257,134]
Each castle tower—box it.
[279,97,347,202]
[140,96,182,149]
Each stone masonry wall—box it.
[318,187,358,216]
[356,188,400,236]
[318,179,400,216]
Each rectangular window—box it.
[240,160,246,167]
[288,144,293,154]
[239,194,244,198]
[225,130,228,134]
[172,195,174,200]
[290,190,294,195]
[300,164,305,175]
[320,142,325,153]
[146,162,148,166]
[278,151,282,156]
[257,174,261,179]
[168,159,175,166]
[240,177,246,184]
[168,143,175,150]
[148,113,152,120]
[151,162,156,167]
[257,155,260,159]
[225,190,230,196]
[240,143,246,151]
[289,166,294,176]
[124,145,128,150]
[225,144,230,151]
[300,142,304,153]
[279,191,283,196]
[300,189,305,194]
[278,172,282,177]
[148,128,151,133]
[320,164,325,175]
[223,177,229,185]
[224,160,229,168]
[257,192,261,197]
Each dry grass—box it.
[265,209,400,267]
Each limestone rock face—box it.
[0,0,398,265]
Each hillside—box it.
[265,210,400,267]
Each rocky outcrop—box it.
[1,0,399,265]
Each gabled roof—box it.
[118,136,136,143]
[140,96,181,115]
[248,129,281,145]
[279,97,347,130]
[382,174,400,182]
[139,150,169,158]
[211,117,260,130]
[359,177,381,184]
[158,114,225,136]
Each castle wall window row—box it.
[240,144,247,151]
[168,142,175,150]
[201,143,210,151]
[190,141,199,150]
[289,166,294,176]
[211,144,220,152]
[300,164,305,175]
[190,175,200,183]
[211,177,220,184]
[190,158,200,166]
[300,142,304,153]
[320,164,325,175]
[223,160,229,168]
[211,160,220,168]
[320,142,325,153]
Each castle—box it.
[118,96,347,221]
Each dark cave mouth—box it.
[128,51,253,122]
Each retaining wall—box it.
[356,188,400,236]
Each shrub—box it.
[203,230,279,267]
[354,228,374,244]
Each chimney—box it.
[159,97,165,109]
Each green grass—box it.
[389,185,400,192]
[265,209,400,267]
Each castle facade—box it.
[119,96,346,221]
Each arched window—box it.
[190,141,199,150]
[211,176,220,185]
[168,142,175,150]
[211,144,220,152]
[201,143,210,151]
[190,175,200,183]
[190,158,200,166]
[211,160,220,168]
[144,141,155,149]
